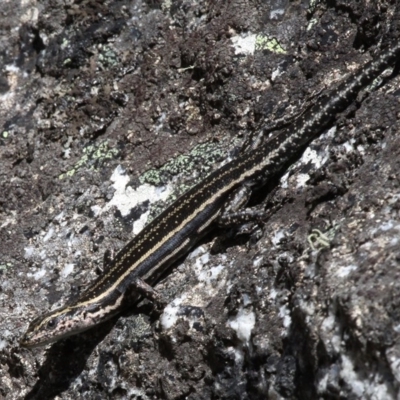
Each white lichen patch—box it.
[335,264,357,278]
[160,294,189,330]
[23,247,35,259]
[103,165,171,229]
[27,268,46,280]
[231,33,257,55]
[227,307,256,344]
[271,229,286,246]
[0,339,8,351]
[320,312,342,353]
[278,304,292,330]
[196,264,224,283]
[160,247,228,332]
[252,255,264,268]
[270,7,285,20]
[42,226,54,242]
[132,210,151,235]
[385,346,400,383]
[339,355,393,399]
[226,346,244,365]
[295,145,329,188]
[60,263,74,278]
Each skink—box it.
[21,42,400,348]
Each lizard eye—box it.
[47,319,56,329]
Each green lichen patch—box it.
[59,140,119,179]
[0,262,12,271]
[255,35,286,54]
[97,44,120,69]
[139,141,233,187]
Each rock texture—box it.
[1,0,400,399]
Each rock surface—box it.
[1,0,400,399]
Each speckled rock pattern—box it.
[1,0,400,399]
